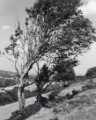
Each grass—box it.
[6,102,42,120]
[0,74,94,106]
[1,70,96,120]
[0,86,38,106]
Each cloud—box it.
[1,25,11,30]
[81,0,96,15]
[80,0,96,25]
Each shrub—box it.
[86,67,96,78]
[52,61,76,84]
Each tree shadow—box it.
[6,102,42,120]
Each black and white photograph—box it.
[0,0,96,120]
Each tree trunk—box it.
[36,84,42,103]
[18,84,25,113]
[36,84,48,106]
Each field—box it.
[0,70,96,120]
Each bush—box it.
[86,67,96,78]
[49,92,56,101]
[52,62,76,84]
[53,60,76,82]
[50,117,58,120]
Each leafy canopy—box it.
[5,0,96,79]
[26,0,96,66]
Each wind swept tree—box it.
[26,0,96,75]
[5,0,96,112]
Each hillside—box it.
[0,77,96,120]
[0,70,17,87]
[0,70,16,77]
[25,78,96,120]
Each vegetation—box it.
[52,60,76,82]
[35,64,50,103]
[86,67,96,78]
[4,0,96,113]
[26,0,96,99]
[0,70,16,87]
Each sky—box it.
[75,0,96,75]
[0,0,37,71]
[0,0,96,75]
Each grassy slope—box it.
[0,70,16,87]
[25,78,96,120]
[0,78,96,120]
[1,70,96,120]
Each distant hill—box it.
[0,70,16,78]
[0,70,33,87]
[0,70,17,87]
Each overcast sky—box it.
[75,0,96,75]
[0,0,96,75]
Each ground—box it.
[1,76,96,120]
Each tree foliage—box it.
[35,64,50,91]
[52,60,76,82]
[26,0,81,29]
[26,0,96,67]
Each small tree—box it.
[5,20,48,112]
